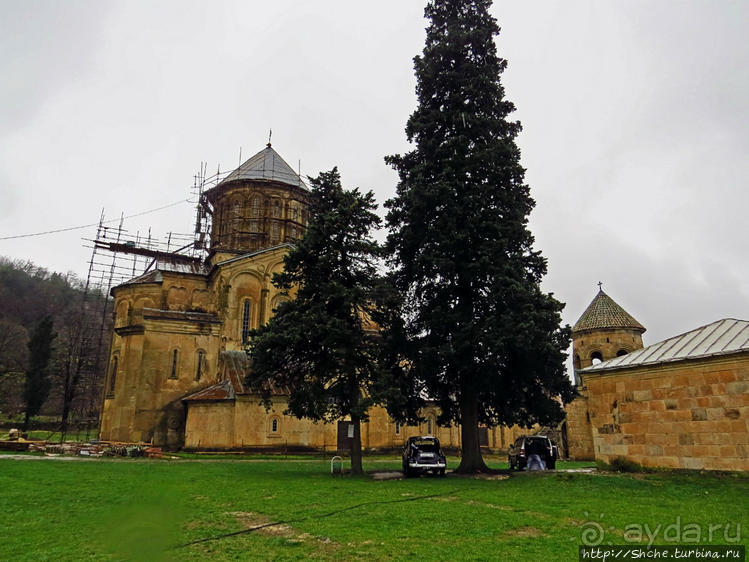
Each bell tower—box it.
[572,284,645,382]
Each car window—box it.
[412,441,438,453]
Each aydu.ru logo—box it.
[578,513,741,546]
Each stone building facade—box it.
[98,144,530,451]
[566,289,749,471]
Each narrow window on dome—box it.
[270,222,281,243]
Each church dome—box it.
[203,144,310,258]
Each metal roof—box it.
[218,144,306,189]
[115,258,207,289]
[581,318,749,373]
[573,289,645,334]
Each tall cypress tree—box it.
[385,0,574,472]
[246,168,383,474]
[23,315,56,431]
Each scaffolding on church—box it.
[79,147,308,427]
[78,161,230,430]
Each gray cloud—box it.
[0,0,746,354]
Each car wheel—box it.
[549,461,556,470]
[439,468,445,477]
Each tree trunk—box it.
[23,410,30,432]
[350,415,363,475]
[456,389,489,473]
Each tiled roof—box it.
[218,144,306,189]
[221,350,291,396]
[582,318,749,373]
[182,379,235,402]
[573,289,645,334]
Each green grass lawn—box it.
[0,456,746,561]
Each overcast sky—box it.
[1,0,747,354]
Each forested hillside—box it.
[0,257,111,430]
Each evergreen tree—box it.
[385,0,574,472]
[23,315,56,430]
[246,168,383,474]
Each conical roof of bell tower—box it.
[573,288,645,334]
[218,144,307,189]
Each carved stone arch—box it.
[114,299,130,328]
[227,268,264,287]
[132,297,156,321]
[268,258,287,276]
[270,292,290,314]
[191,288,211,310]
[167,285,189,310]
[226,271,264,321]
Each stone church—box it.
[99,144,748,469]
[98,144,528,452]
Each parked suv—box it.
[508,435,557,470]
[402,436,447,477]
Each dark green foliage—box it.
[23,315,57,429]
[0,257,110,423]
[599,457,645,473]
[246,168,383,473]
[385,0,574,471]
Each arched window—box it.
[251,196,261,217]
[268,416,281,435]
[590,351,603,366]
[395,422,401,435]
[241,299,252,344]
[616,349,628,357]
[195,350,205,381]
[427,418,433,435]
[272,199,281,218]
[108,355,119,395]
[270,222,281,243]
[170,349,179,379]
[574,354,581,370]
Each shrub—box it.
[599,456,643,473]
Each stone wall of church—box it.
[564,395,595,460]
[583,353,749,471]
[100,276,222,446]
[184,399,532,452]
